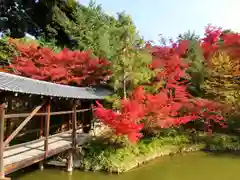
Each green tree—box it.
[0,0,57,38]
[0,37,18,67]
[109,12,154,100]
[178,30,200,41]
[1,0,142,63]
[185,40,205,97]
[178,31,205,97]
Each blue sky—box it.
[80,0,240,43]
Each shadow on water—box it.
[10,164,39,180]
[203,149,240,158]
[10,163,71,180]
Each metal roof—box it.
[0,72,111,99]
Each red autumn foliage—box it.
[94,82,226,143]
[189,99,226,131]
[94,26,230,143]
[93,97,145,143]
[201,25,222,60]
[5,26,232,144]
[8,39,111,86]
[94,47,226,142]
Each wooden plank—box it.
[4,129,77,151]
[4,130,87,159]
[4,137,69,165]
[44,101,51,156]
[4,109,91,119]
[0,103,5,179]
[3,132,89,175]
[4,144,70,175]
[3,103,44,147]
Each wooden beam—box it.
[16,124,61,138]
[5,124,85,140]
[4,109,91,119]
[4,129,74,151]
[0,103,5,179]
[72,100,77,150]
[3,103,44,147]
[44,100,51,157]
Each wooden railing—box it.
[4,109,90,119]
[3,102,45,147]
[0,99,91,179]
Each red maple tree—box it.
[201,25,222,60]
[94,89,146,143]
[94,29,228,143]
[94,81,225,143]
[8,39,111,86]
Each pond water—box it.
[13,152,240,180]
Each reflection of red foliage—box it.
[9,40,111,86]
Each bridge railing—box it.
[0,99,92,179]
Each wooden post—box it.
[39,112,44,171]
[67,149,73,173]
[67,100,77,173]
[5,99,12,140]
[0,103,5,179]
[38,161,44,171]
[44,100,51,157]
[81,107,85,132]
[72,100,77,150]
[39,107,45,171]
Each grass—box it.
[75,127,240,173]
[77,129,203,173]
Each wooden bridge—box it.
[0,72,111,180]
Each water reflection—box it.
[16,152,240,180]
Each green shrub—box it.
[79,132,192,172]
[205,133,240,151]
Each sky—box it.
[79,0,240,43]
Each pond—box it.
[13,152,240,180]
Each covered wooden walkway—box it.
[0,72,111,180]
